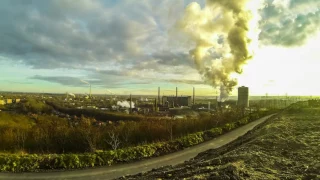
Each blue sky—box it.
[0,0,319,96]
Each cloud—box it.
[259,0,320,46]
[5,80,33,85]
[166,79,204,85]
[30,75,99,86]
[0,0,201,86]
[30,74,152,88]
[152,51,194,67]
[3,0,319,94]
[0,0,158,69]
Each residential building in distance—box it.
[0,99,5,105]
[6,99,12,104]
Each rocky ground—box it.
[119,108,320,180]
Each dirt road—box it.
[0,114,275,180]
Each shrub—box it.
[203,128,223,140]
[238,117,248,126]
[95,150,116,166]
[249,113,260,121]
[176,132,204,148]
[222,123,236,132]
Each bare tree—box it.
[105,131,121,150]
[15,128,27,151]
[121,129,130,146]
[165,118,173,141]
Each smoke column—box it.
[176,0,260,101]
[117,101,135,108]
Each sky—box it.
[0,0,319,96]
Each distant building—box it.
[6,99,12,104]
[0,100,5,105]
[13,99,21,103]
[237,86,249,108]
[162,96,192,107]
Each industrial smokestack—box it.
[176,87,178,98]
[158,87,160,105]
[155,98,158,112]
[176,87,178,108]
[193,87,195,105]
[216,95,218,108]
[130,94,132,113]
[90,84,92,98]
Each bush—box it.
[176,132,204,148]
[222,123,236,132]
[95,150,116,166]
[249,113,260,121]
[203,128,223,140]
[237,117,248,126]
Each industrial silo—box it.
[238,86,249,108]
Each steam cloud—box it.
[117,101,135,108]
[176,0,260,101]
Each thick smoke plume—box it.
[176,0,259,100]
[117,101,135,108]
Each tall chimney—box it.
[158,87,160,105]
[155,98,158,112]
[176,87,178,98]
[216,95,218,108]
[130,94,132,113]
[176,87,178,108]
[193,87,195,105]
[89,84,92,98]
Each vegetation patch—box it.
[0,110,275,172]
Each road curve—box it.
[0,114,276,180]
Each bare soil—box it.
[120,108,320,180]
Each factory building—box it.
[162,96,192,107]
[0,99,5,105]
[237,86,249,108]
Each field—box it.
[122,106,320,179]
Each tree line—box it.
[0,106,270,154]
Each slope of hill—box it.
[121,107,320,180]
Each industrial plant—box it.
[0,84,303,120]
[161,87,193,108]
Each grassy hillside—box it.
[122,107,320,180]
